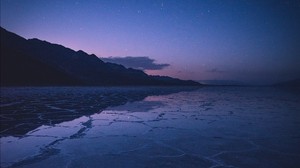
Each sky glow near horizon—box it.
[1,0,300,84]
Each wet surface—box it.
[1,87,300,167]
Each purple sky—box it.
[1,0,300,84]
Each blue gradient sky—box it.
[1,0,300,84]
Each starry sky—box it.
[1,0,300,84]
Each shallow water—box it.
[1,87,300,168]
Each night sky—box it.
[1,0,300,84]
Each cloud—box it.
[206,68,225,73]
[101,56,170,70]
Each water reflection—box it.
[0,87,198,137]
[1,87,300,168]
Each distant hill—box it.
[273,78,300,87]
[0,27,200,86]
[198,80,245,86]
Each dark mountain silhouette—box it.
[273,78,300,87]
[198,80,246,86]
[1,27,200,86]
[1,28,81,86]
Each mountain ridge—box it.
[273,78,300,87]
[0,27,201,86]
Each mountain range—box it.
[273,78,300,87]
[198,80,246,86]
[0,27,200,86]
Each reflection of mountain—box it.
[0,27,200,86]
[0,87,199,137]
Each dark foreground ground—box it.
[1,86,300,168]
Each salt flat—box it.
[1,87,299,168]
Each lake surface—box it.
[1,87,300,168]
